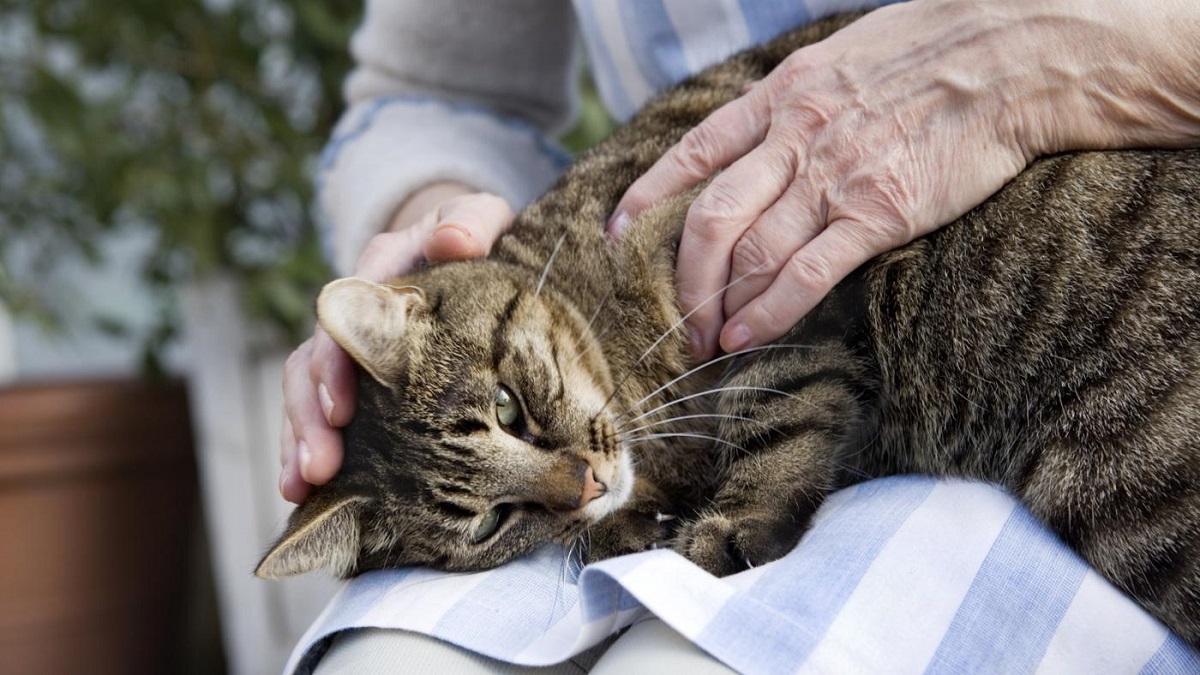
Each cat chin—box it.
[583,451,635,521]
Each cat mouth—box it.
[582,452,634,521]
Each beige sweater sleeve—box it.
[319,0,580,274]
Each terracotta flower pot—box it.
[0,378,213,675]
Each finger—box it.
[674,142,795,359]
[720,219,870,352]
[425,193,514,262]
[309,327,356,427]
[722,181,825,320]
[281,412,295,468]
[283,341,344,486]
[355,228,427,281]
[280,454,312,504]
[610,90,770,236]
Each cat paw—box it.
[582,508,679,563]
[673,512,795,577]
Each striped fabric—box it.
[286,477,1199,673]
[573,0,908,120]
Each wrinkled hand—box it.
[280,190,513,502]
[610,0,1118,358]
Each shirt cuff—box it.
[317,96,572,276]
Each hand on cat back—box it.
[280,185,512,502]
[610,0,1200,360]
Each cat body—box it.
[259,15,1200,644]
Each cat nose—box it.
[580,465,607,505]
[540,461,607,512]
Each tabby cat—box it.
[257,14,1200,644]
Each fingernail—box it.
[318,383,335,425]
[723,324,752,353]
[608,211,631,240]
[298,441,312,481]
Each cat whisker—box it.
[632,263,766,369]
[534,233,568,298]
[624,385,809,427]
[615,343,818,422]
[825,429,884,483]
[832,459,875,483]
[624,431,747,454]
[599,265,766,413]
[381,538,400,570]
[550,539,580,627]
[619,412,773,437]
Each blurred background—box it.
[0,1,612,673]
[1,1,358,672]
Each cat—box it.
[257,13,1200,645]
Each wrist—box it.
[1006,0,1200,159]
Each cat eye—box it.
[495,385,521,428]
[472,505,508,543]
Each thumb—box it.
[424,193,515,263]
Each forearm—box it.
[1001,0,1200,158]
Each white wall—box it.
[3,226,186,381]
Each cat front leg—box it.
[582,479,678,563]
[673,440,836,577]
[674,341,877,577]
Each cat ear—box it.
[255,494,369,579]
[317,278,426,385]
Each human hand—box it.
[610,0,1186,359]
[280,186,513,502]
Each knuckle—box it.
[675,124,725,179]
[785,101,834,139]
[676,286,718,321]
[774,52,817,87]
[748,298,791,339]
[870,171,920,243]
[730,235,778,277]
[784,251,835,294]
[689,182,747,238]
[675,284,705,312]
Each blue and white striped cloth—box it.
[573,0,906,121]
[286,477,1199,674]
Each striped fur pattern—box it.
[258,14,1200,645]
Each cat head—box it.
[256,261,633,578]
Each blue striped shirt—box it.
[573,0,907,120]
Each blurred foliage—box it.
[0,0,614,372]
[561,72,616,155]
[0,0,360,366]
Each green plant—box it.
[0,0,614,374]
[0,0,359,371]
